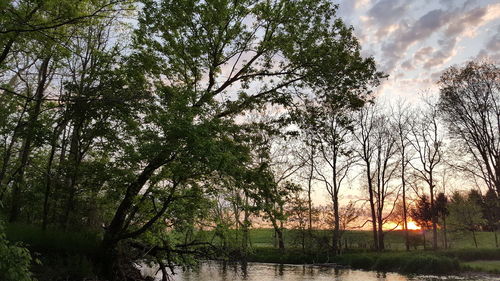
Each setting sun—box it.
[407,221,421,230]
[383,220,421,230]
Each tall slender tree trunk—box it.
[472,230,478,248]
[332,192,340,254]
[242,195,249,258]
[9,56,51,222]
[307,143,314,233]
[42,129,58,230]
[61,121,82,229]
[422,229,426,250]
[377,209,384,250]
[430,182,438,250]
[443,216,448,249]
[401,158,409,251]
[366,166,378,250]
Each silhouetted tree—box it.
[410,195,433,249]
[438,62,500,197]
[448,192,485,248]
[434,192,449,248]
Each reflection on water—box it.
[141,261,499,281]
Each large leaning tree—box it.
[438,62,500,196]
[99,0,384,279]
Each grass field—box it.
[5,224,500,276]
[462,260,500,274]
[245,228,499,250]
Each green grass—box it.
[236,228,500,274]
[246,247,461,274]
[462,260,500,274]
[243,228,499,250]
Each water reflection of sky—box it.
[141,261,499,281]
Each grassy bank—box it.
[462,260,500,274]
[246,247,461,274]
[6,224,500,278]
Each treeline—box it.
[206,64,500,256]
[0,0,498,281]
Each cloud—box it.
[475,24,500,62]
[422,3,500,69]
[378,2,500,72]
[381,9,450,71]
[414,46,434,62]
[367,0,409,27]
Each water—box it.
[141,261,500,281]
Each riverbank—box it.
[5,224,500,279]
[245,247,500,274]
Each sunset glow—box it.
[383,221,421,230]
[407,221,421,230]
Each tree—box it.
[391,101,413,251]
[448,191,485,248]
[409,97,444,250]
[483,189,500,248]
[354,104,400,251]
[410,195,433,249]
[434,192,449,249]
[438,61,500,197]
[97,0,384,277]
[285,190,314,251]
[302,103,357,254]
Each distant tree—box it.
[410,195,433,249]
[469,189,499,248]
[438,62,500,197]
[448,192,485,248]
[285,191,316,251]
[483,189,499,248]
[434,192,449,248]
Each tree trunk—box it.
[307,143,314,232]
[443,216,448,249]
[42,130,58,230]
[377,210,384,250]
[9,56,51,222]
[332,191,340,254]
[401,163,409,251]
[422,229,426,250]
[430,181,438,250]
[61,121,83,229]
[472,230,478,248]
[366,165,378,251]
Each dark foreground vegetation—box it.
[4,223,500,280]
[0,0,498,280]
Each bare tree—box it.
[391,101,413,251]
[354,104,400,250]
[312,109,357,253]
[408,96,444,250]
[438,61,500,197]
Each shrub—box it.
[0,220,34,281]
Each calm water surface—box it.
[141,261,500,281]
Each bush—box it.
[0,220,34,281]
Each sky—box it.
[305,0,500,210]
[335,0,500,102]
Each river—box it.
[140,261,500,281]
